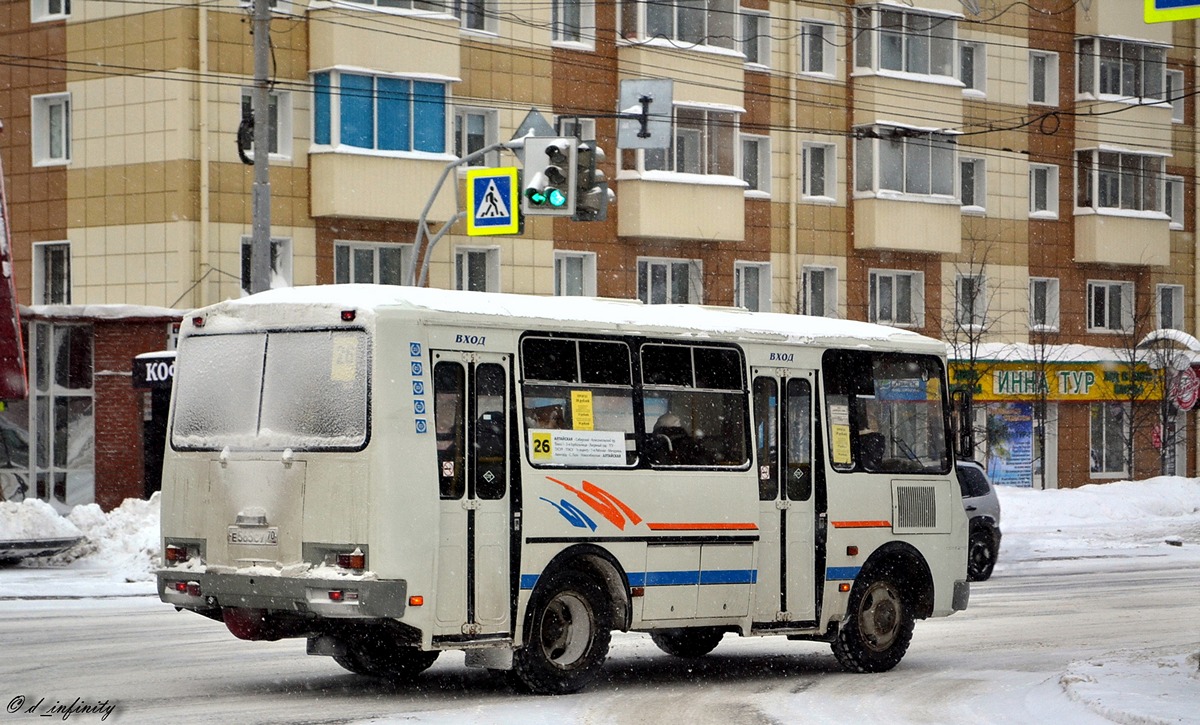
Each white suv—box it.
[956,460,1002,581]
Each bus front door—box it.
[751,370,818,627]
[431,351,513,638]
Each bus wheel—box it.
[336,637,440,682]
[831,567,914,673]
[650,627,724,658]
[511,570,611,695]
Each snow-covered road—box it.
[1,478,1197,724]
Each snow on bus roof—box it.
[212,285,940,350]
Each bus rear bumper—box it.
[157,570,409,620]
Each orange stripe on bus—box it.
[646,522,759,531]
[831,520,892,529]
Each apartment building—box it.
[0,0,1197,508]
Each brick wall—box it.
[92,317,177,511]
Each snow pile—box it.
[1062,650,1200,725]
[53,493,161,582]
[996,476,1200,564]
[0,498,84,540]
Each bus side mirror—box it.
[952,389,974,460]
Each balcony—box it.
[853,197,961,254]
[1074,212,1170,267]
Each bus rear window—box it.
[171,329,369,451]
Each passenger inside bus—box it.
[648,411,706,465]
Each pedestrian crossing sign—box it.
[466,167,519,236]
[1146,0,1200,22]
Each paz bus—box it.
[157,285,971,694]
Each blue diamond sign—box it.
[1147,0,1200,22]
[466,167,519,236]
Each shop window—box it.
[1089,402,1128,476]
[29,323,94,509]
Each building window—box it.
[960,156,985,211]
[955,274,987,329]
[854,125,955,197]
[334,242,411,285]
[853,6,956,79]
[734,262,770,312]
[31,0,70,21]
[345,0,441,8]
[240,237,292,293]
[1158,284,1185,330]
[1029,277,1060,332]
[869,270,924,327]
[31,93,70,166]
[240,89,292,158]
[960,41,985,93]
[554,251,597,296]
[1167,69,1185,122]
[553,0,594,45]
[313,71,446,154]
[743,11,770,67]
[33,242,71,305]
[1087,280,1133,333]
[640,107,737,176]
[1029,50,1058,105]
[455,0,496,33]
[801,21,833,75]
[803,142,835,200]
[1166,175,1185,229]
[1076,150,1163,213]
[455,247,500,292]
[638,258,701,304]
[454,108,498,167]
[1030,163,1059,218]
[624,0,737,50]
[1077,37,1165,102]
[741,134,770,195]
[802,266,837,318]
[1090,402,1128,476]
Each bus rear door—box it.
[751,370,819,627]
[431,351,513,638]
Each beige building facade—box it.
[2,0,1199,496]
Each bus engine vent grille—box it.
[895,485,937,530]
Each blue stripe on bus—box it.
[521,569,758,590]
[826,566,862,581]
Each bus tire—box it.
[831,566,914,673]
[649,627,724,658]
[511,570,611,695]
[336,637,440,682]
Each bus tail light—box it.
[164,544,189,563]
[341,309,356,322]
[839,583,851,593]
[336,549,365,571]
[186,581,202,597]
[408,595,424,607]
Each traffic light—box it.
[522,137,577,217]
[573,141,613,222]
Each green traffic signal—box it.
[526,188,547,205]
[547,188,567,207]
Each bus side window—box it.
[434,362,466,500]
[785,378,812,501]
[474,363,507,500]
[753,377,779,500]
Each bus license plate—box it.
[227,526,279,546]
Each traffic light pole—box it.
[404,139,525,287]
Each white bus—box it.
[158,285,971,694]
